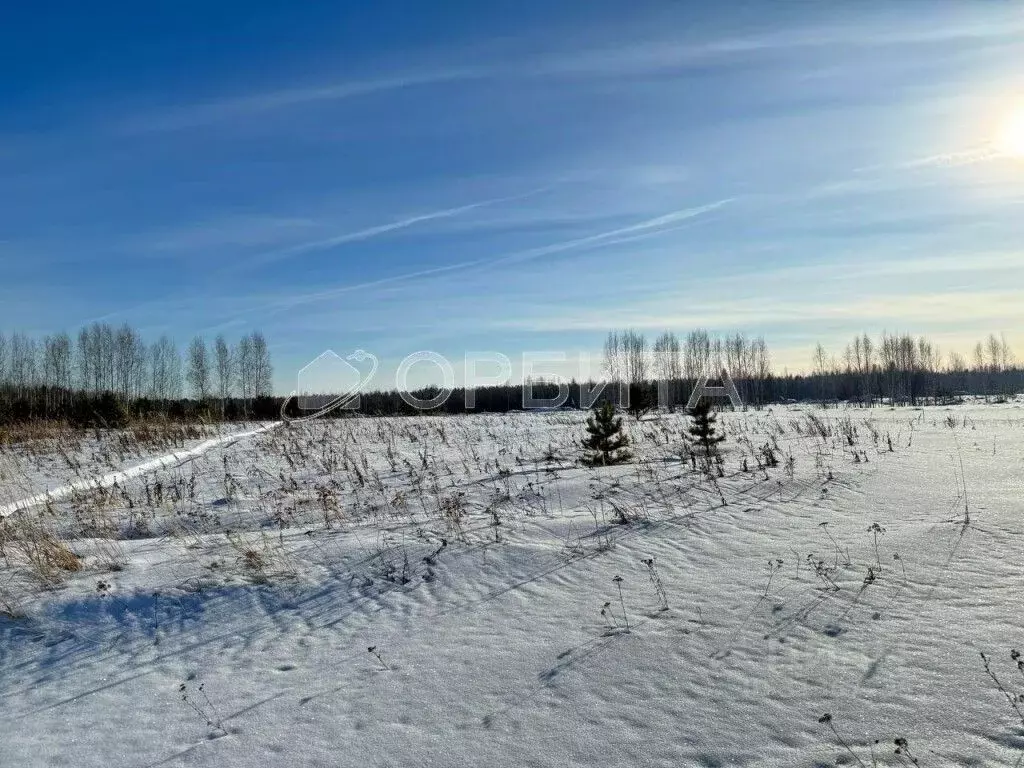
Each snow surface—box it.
[0,421,275,511]
[2,404,1023,767]
[0,422,279,517]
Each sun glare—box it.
[995,106,1024,157]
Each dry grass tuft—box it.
[1,512,82,585]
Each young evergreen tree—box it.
[581,401,632,466]
[626,381,653,421]
[688,399,726,458]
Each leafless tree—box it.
[858,333,875,404]
[947,350,967,393]
[1000,333,1014,370]
[77,326,94,392]
[724,333,753,403]
[987,333,1004,373]
[235,334,254,414]
[603,331,623,388]
[100,323,115,392]
[652,331,679,380]
[10,333,39,399]
[42,333,73,410]
[752,336,771,406]
[187,336,211,401]
[973,341,986,371]
[150,335,182,402]
[251,332,273,397]
[114,324,146,400]
[813,342,829,403]
[684,328,711,382]
[653,331,682,407]
[214,335,233,417]
[622,330,648,385]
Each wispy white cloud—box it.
[516,15,1024,79]
[257,197,734,313]
[120,69,484,133]
[474,198,735,270]
[494,290,1024,334]
[884,144,1005,171]
[133,215,320,254]
[114,10,1024,136]
[247,187,551,267]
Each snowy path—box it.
[0,421,280,517]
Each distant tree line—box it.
[594,328,1020,409]
[802,331,1019,406]
[313,329,1019,416]
[2,323,1019,425]
[601,329,773,410]
[0,324,274,426]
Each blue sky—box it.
[2,1,1023,391]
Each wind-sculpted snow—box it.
[1,403,1023,766]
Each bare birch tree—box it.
[603,331,623,390]
[214,335,233,417]
[251,332,273,397]
[150,335,182,402]
[186,336,211,401]
[235,335,254,414]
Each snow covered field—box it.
[2,403,1023,767]
[0,421,275,513]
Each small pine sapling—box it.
[581,402,632,466]
[688,400,726,459]
[626,382,653,422]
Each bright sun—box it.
[995,107,1024,157]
